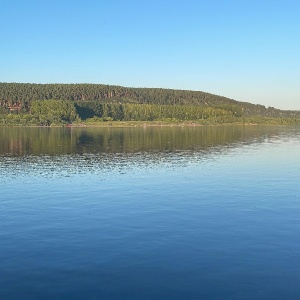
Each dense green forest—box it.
[0,82,299,125]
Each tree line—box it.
[1,83,300,126]
[1,100,299,126]
[30,100,241,125]
[1,82,299,118]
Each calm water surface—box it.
[1,125,300,299]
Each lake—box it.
[1,125,300,299]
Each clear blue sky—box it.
[1,0,299,110]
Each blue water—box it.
[1,126,300,299]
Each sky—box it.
[1,0,299,110]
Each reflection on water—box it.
[0,125,293,156]
[0,125,296,179]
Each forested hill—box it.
[0,82,298,118]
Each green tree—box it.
[30,100,78,125]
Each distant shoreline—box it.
[67,121,261,128]
[1,121,265,128]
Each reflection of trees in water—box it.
[0,126,297,157]
[1,126,299,179]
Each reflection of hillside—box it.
[0,126,291,157]
[1,126,299,180]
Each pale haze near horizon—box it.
[1,0,299,110]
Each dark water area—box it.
[1,125,300,299]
